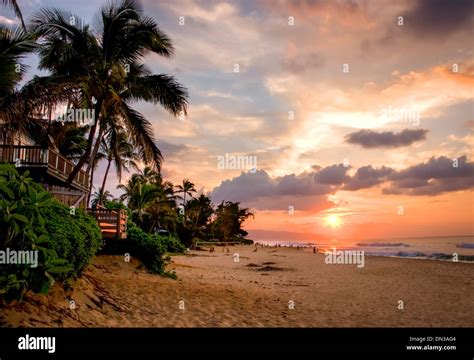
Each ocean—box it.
[256,235,474,262]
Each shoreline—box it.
[1,245,473,328]
[252,241,474,263]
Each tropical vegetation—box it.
[0,165,101,302]
[0,0,254,302]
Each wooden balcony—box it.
[87,208,128,240]
[0,145,89,192]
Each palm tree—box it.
[86,138,107,206]
[99,127,139,194]
[117,175,142,206]
[186,194,214,237]
[128,182,161,225]
[91,187,112,207]
[135,166,160,185]
[175,178,196,206]
[162,180,176,201]
[2,0,26,29]
[31,0,189,186]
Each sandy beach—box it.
[1,245,473,327]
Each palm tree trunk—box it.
[100,157,112,195]
[87,165,96,206]
[86,121,105,174]
[191,209,200,237]
[66,99,102,184]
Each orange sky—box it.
[7,0,473,242]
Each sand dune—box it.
[1,246,473,327]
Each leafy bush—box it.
[0,166,71,302]
[126,221,182,278]
[33,201,102,277]
[104,199,127,211]
[158,234,186,253]
[127,222,169,275]
[0,165,102,302]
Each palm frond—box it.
[123,74,188,116]
[0,25,37,97]
[2,0,25,29]
[119,101,162,169]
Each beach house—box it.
[0,134,127,240]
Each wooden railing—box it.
[0,145,89,191]
[0,145,46,166]
[87,208,128,240]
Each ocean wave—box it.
[357,242,410,247]
[456,243,474,249]
[363,251,474,262]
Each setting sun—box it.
[326,214,342,228]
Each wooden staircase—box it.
[87,207,128,240]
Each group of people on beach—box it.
[208,243,319,254]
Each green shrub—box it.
[33,201,102,277]
[0,165,102,302]
[104,199,127,211]
[157,234,186,253]
[0,166,71,302]
[127,222,168,275]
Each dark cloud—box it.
[403,0,474,37]
[383,155,474,195]
[210,170,274,203]
[343,165,395,191]
[210,156,474,209]
[158,140,189,158]
[345,129,428,148]
[210,169,334,205]
[392,155,472,180]
[314,164,351,185]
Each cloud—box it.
[383,155,474,195]
[345,129,428,148]
[0,15,19,25]
[313,163,351,185]
[210,169,334,204]
[158,140,190,158]
[211,155,474,209]
[343,165,395,191]
[403,0,474,37]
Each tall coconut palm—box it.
[31,0,188,186]
[175,178,196,206]
[2,0,25,29]
[87,142,107,206]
